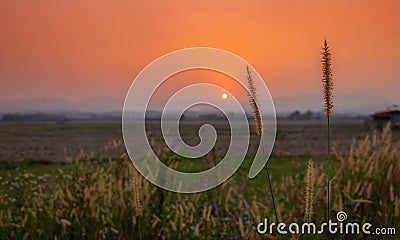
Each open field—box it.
[0,120,399,239]
[1,119,397,163]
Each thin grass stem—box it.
[266,163,279,223]
[327,116,330,221]
[138,217,142,240]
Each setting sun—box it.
[221,92,228,100]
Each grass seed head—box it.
[322,38,333,116]
[246,65,263,136]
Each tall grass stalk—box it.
[304,160,314,222]
[322,38,333,221]
[131,163,143,240]
[246,65,279,223]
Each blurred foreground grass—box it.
[0,127,399,239]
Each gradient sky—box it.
[1,1,399,104]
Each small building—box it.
[365,110,400,129]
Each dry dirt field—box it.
[0,119,398,162]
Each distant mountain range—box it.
[0,94,396,116]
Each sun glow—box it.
[221,92,228,100]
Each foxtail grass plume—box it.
[246,65,279,223]
[246,65,263,136]
[304,159,315,222]
[322,39,333,116]
[131,166,143,217]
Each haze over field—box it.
[0,94,394,115]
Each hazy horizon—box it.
[0,93,397,115]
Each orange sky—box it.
[0,0,399,103]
